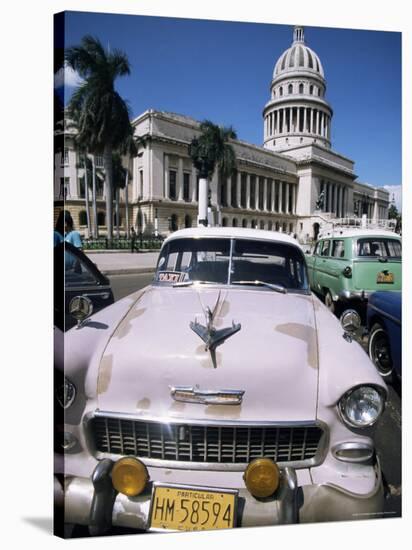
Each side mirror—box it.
[340,309,361,342]
[69,296,93,329]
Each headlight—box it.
[339,385,385,428]
[56,377,76,409]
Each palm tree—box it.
[65,35,132,241]
[189,120,237,226]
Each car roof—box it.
[318,228,401,240]
[163,227,301,247]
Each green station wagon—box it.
[306,229,402,313]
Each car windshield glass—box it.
[231,239,308,290]
[155,237,308,291]
[357,238,401,258]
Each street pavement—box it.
[86,251,159,275]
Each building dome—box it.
[263,25,332,152]
[273,27,324,78]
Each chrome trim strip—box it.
[92,410,320,428]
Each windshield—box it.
[356,238,401,259]
[155,237,309,291]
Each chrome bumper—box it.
[59,460,384,534]
[339,290,372,301]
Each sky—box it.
[55,11,402,206]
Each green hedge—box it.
[83,237,163,250]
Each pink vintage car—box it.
[55,227,387,535]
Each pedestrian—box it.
[60,210,83,250]
[130,226,139,253]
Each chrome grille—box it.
[91,416,324,465]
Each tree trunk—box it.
[84,153,91,237]
[198,177,208,226]
[124,157,130,238]
[116,187,120,239]
[103,146,114,241]
[92,155,98,238]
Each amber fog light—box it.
[111,457,149,496]
[243,458,280,498]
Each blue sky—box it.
[56,11,402,197]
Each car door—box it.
[63,244,114,330]
[306,241,321,289]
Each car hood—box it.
[96,286,319,422]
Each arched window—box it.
[170,214,178,232]
[79,210,87,226]
[97,212,105,226]
[299,83,304,94]
[288,84,293,94]
[242,219,248,228]
[268,221,273,231]
[309,85,314,95]
[275,222,280,231]
[279,86,283,96]
[184,214,192,228]
[232,218,238,227]
[259,220,265,230]
[222,217,228,227]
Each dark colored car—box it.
[367,291,401,379]
[54,241,114,331]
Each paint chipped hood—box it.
[96,286,319,422]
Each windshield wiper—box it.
[231,280,287,294]
[172,280,220,287]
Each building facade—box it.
[54,26,390,243]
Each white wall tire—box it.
[368,323,393,377]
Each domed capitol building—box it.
[55,25,391,242]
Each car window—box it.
[313,242,321,256]
[155,237,308,291]
[332,240,345,258]
[357,238,402,258]
[65,249,99,287]
[321,240,330,256]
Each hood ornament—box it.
[190,291,241,368]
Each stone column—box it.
[327,182,332,212]
[177,157,184,201]
[316,110,320,135]
[164,154,169,199]
[263,178,268,211]
[289,108,292,133]
[227,176,232,208]
[236,171,241,208]
[285,183,290,214]
[277,110,280,133]
[310,109,314,134]
[279,181,283,213]
[297,107,301,133]
[292,184,296,214]
[271,180,275,212]
[303,108,307,133]
[191,166,197,202]
[246,173,251,209]
[255,176,260,210]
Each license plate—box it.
[150,484,237,531]
[377,271,394,283]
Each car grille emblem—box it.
[170,385,245,406]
